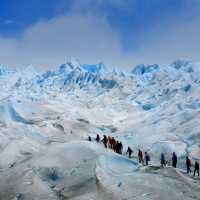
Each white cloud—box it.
[4,20,24,27]
[129,15,200,66]
[1,1,200,73]
[0,6,135,73]
[4,20,16,25]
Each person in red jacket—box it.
[186,157,191,173]
[107,136,111,148]
[138,149,144,164]
[113,139,116,152]
[96,134,100,143]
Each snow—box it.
[0,58,200,199]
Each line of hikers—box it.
[95,135,155,166]
[97,134,123,154]
[92,134,199,176]
[165,152,199,176]
[127,147,151,165]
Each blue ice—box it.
[20,151,31,155]
[117,182,122,187]
[15,193,24,199]
[184,84,191,92]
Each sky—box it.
[0,0,200,73]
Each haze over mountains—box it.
[0,58,199,199]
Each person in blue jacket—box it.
[145,152,150,165]
[161,153,166,166]
[172,152,177,168]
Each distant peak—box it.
[131,63,159,75]
[113,65,121,75]
[66,58,82,70]
[0,65,7,71]
[82,61,111,74]
[131,64,146,75]
[23,63,40,77]
[0,65,8,75]
[26,63,34,69]
[170,58,190,70]
[24,64,37,71]
[25,63,37,73]
[14,68,20,72]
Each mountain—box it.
[0,63,40,88]
[0,58,199,199]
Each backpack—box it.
[148,156,151,161]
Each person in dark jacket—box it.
[119,142,123,154]
[172,152,177,168]
[145,152,150,165]
[186,157,191,173]
[161,153,166,166]
[126,147,133,158]
[102,135,108,148]
[115,141,120,154]
[88,136,91,141]
[193,161,199,176]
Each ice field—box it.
[0,58,199,199]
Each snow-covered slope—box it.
[0,58,200,200]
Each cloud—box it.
[128,12,200,66]
[0,6,134,73]
[1,0,200,73]
[4,20,16,25]
[4,20,24,27]
[0,0,141,73]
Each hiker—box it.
[119,142,123,154]
[110,137,114,149]
[172,152,177,168]
[113,139,117,152]
[102,135,108,148]
[96,134,100,143]
[186,157,192,173]
[126,147,133,158]
[115,141,120,154]
[145,152,150,165]
[138,149,144,164]
[88,136,91,141]
[107,136,111,148]
[161,153,166,166]
[193,161,199,176]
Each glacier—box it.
[0,58,199,199]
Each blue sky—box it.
[0,0,200,73]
